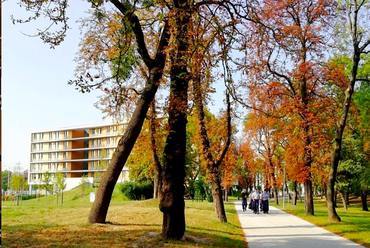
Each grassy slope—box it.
[2,187,246,248]
[272,198,370,247]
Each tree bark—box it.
[159,3,191,239]
[304,179,314,215]
[361,189,368,211]
[150,100,162,199]
[339,191,348,211]
[293,181,298,206]
[88,21,170,223]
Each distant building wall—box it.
[29,123,129,191]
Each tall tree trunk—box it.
[89,68,162,223]
[88,28,169,223]
[345,190,349,207]
[339,191,348,211]
[88,1,169,223]
[268,156,279,205]
[293,181,298,206]
[150,100,162,199]
[327,0,367,222]
[361,189,368,211]
[274,187,279,205]
[159,3,190,239]
[192,74,231,223]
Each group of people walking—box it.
[241,188,269,214]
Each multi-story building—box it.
[29,123,129,191]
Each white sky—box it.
[2,1,230,171]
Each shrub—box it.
[119,181,153,200]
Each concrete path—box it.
[234,202,365,248]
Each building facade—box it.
[29,123,128,191]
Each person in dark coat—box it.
[241,189,247,212]
[261,189,270,213]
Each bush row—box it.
[118,181,153,200]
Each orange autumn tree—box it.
[241,0,336,215]
[221,143,238,201]
[238,141,257,191]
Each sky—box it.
[2,1,228,171]
[2,1,111,171]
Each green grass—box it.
[271,198,370,247]
[2,186,246,247]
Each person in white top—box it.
[251,189,261,214]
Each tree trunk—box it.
[268,157,279,205]
[88,16,169,223]
[274,187,279,205]
[327,5,363,221]
[339,191,348,211]
[345,191,349,207]
[361,189,368,211]
[61,190,64,205]
[304,179,314,215]
[211,173,227,222]
[293,181,298,206]
[150,100,162,200]
[191,37,231,224]
[159,4,190,239]
[89,69,162,223]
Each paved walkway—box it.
[234,202,364,248]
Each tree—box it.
[241,0,336,215]
[42,171,52,197]
[327,0,370,221]
[14,0,169,225]
[2,170,11,192]
[10,173,27,206]
[55,173,66,205]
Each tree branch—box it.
[110,0,155,68]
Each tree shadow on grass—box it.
[2,223,246,248]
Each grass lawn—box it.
[271,198,370,247]
[2,187,246,247]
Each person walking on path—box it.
[241,189,247,212]
[261,189,269,213]
[251,189,261,214]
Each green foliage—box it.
[118,181,153,200]
[194,176,208,201]
[42,171,53,195]
[354,82,370,136]
[110,46,137,81]
[55,173,66,192]
[2,170,11,191]
[10,173,27,192]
